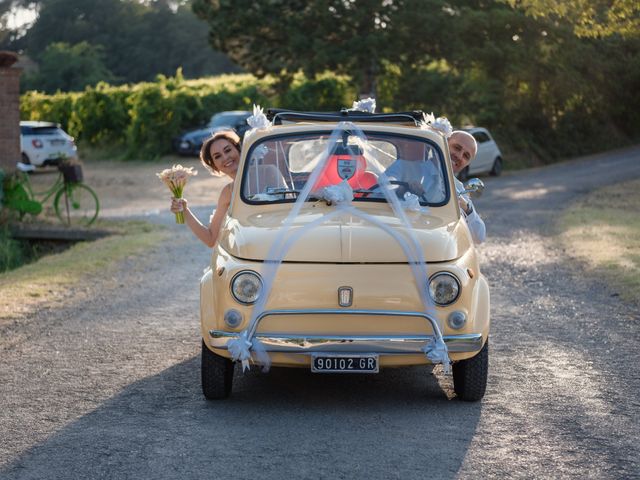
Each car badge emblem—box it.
[338,286,353,307]
[337,159,356,180]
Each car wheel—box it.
[490,157,503,176]
[201,340,234,400]
[452,339,488,402]
[457,166,469,182]
[21,153,31,165]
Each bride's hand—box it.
[171,197,187,214]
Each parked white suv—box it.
[457,127,503,181]
[20,121,78,167]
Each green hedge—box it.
[19,72,353,158]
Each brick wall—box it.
[0,67,22,174]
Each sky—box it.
[4,6,37,30]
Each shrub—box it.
[0,227,28,273]
[19,73,287,158]
[69,83,130,145]
[279,73,355,111]
[20,90,77,133]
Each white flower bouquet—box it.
[156,164,197,223]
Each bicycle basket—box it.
[60,164,83,183]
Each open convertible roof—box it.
[266,108,425,127]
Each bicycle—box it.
[3,162,100,227]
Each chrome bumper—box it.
[208,308,484,354]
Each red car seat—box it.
[313,151,377,193]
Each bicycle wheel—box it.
[54,183,100,226]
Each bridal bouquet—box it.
[156,164,197,223]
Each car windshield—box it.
[209,113,245,128]
[21,126,61,135]
[241,131,448,206]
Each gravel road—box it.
[1,146,639,479]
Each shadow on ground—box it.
[2,357,482,480]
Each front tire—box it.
[453,339,488,402]
[490,157,503,176]
[201,340,234,400]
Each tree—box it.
[192,0,450,96]
[7,0,239,87]
[22,41,116,92]
[504,0,640,38]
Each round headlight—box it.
[230,271,262,305]
[428,272,461,306]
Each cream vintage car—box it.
[200,109,490,401]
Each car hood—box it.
[219,207,470,263]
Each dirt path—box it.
[27,156,229,219]
[1,146,639,479]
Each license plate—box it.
[311,354,379,373]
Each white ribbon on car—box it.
[420,112,453,138]
[228,331,271,373]
[228,331,252,371]
[227,110,451,374]
[318,180,354,205]
[351,97,376,113]
[423,337,451,374]
[246,104,271,130]
[401,192,428,213]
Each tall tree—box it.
[192,0,450,95]
[21,41,116,92]
[504,0,640,38]
[7,0,239,87]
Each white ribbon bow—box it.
[228,331,253,371]
[247,104,272,130]
[423,337,452,375]
[351,98,376,113]
[420,112,453,138]
[320,180,354,205]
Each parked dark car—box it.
[173,111,251,156]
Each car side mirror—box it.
[462,178,484,197]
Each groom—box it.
[448,130,486,244]
[385,130,486,244]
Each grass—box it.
[0,219,169,321]
[556,178,640,305]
